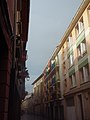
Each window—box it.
[50,78,52,86]
[56,71,59,80]
[70,74,76,87]
[53,85,56,92]
[57,82,60,90]
[57,82,61,98]
[79,64,89,83]
[87,5,90,25]
[55,56,59,65]
[46,82,48,90]
[78,17,84,33]
[63,61,66,74]
[68,53,74,67]
[16,11,21,22]
[16,22,22,36]
[67,33,73,48]
[80,67,84,83]
[51,60,55,69]
[77,44,81,57]
[16,11,22,36]
[16,36,21,47]
[75,17,84,37]
[77,39,87,59]
[62,45,65,59]
[34,88,36,94]
[75,24,79,38]
[52,75,56,84]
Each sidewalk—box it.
[21,113,47,120]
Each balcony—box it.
[78,50,87,61]
[76,30,85,47]
[46,67,50,76]
[44,65,59,81]
[57,91,61,99]
[51,62,55,70]
[50,92,57,101]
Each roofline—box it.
[32,73,44,85]
[51,0,90,59]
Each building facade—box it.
[32,74,44,116]
[21,93,34,114]
[31,0,90,120]
[43,57,64,120]
[52,0,90,120]
[0,0,30,120]
[59,1,90,120]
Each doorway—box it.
[78,94,84,120]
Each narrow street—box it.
[1,1,90,120]
[21,113,47,120]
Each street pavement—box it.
[21,113,47,120]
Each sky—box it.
[26,0,83,92]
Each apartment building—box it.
[0,0,30,120]
[54,0,90,120]
[31,0,90,120]
[21,93,34,114]
[43,56,64,120]
[32,74,44,116]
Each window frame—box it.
[77,39,87,60]
[79,64,89,83]
[69,73,76,88]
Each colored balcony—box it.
[51,61,55,70]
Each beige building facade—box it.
[56,1,90,120]
[32,74,44,116]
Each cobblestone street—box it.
[21,114,47,120]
